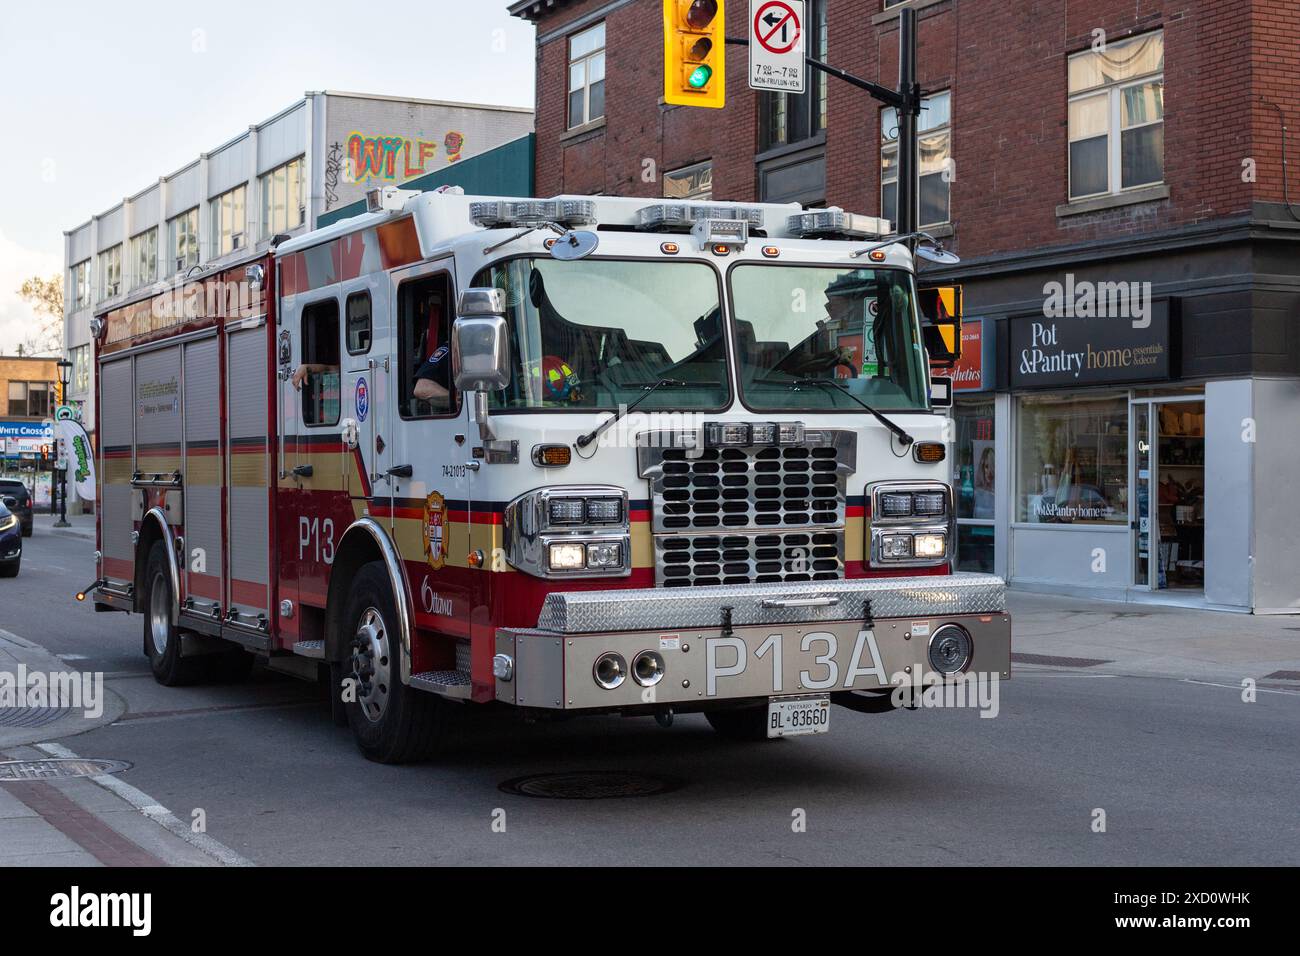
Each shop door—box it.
[1131,398,1206,591]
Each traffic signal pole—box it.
[725,6,922,235]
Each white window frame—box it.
[98,245,122,301]
[567,22,606,130]
[261,156,305,239]
[70,260,90,311]
[211,184,247,257]
[130,229,158,289]
[168,208,199,274]
[881,90,952,229]
[1067,33,1164,201]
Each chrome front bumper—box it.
[495,574,1011,711]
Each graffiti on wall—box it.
[345,130,468,185]
[324,141,344,210]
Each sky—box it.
[0,0,536,353]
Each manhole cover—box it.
[0,758,132,782]
[0,707,74,729]
[499,771,682,799]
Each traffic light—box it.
[663,0,725,109]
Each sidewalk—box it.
[0,628,244,867]
[1008,590,1300,687]
[36,512,95,541]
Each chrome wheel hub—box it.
[349,607,391,722]
[149,570,170,656]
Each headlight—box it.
[0,515,16,533]
[879,533,913,559]
[505,485,632,579]
[585,541,623,569]
[548,542,587,571]
[913,492,947,517]
[914,533,947,558]
[878,492,913,518]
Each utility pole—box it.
[721,6,922,237]
[894,7,920,237]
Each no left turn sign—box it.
[749,0,805,93]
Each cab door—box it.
[340,279,389,498]
[385,260,473,633]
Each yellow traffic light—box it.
[663,0,725,109]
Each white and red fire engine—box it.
[86,188,1011,762]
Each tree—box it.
[16,274,64,357]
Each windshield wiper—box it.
[772,377,915,446]
[575,377,716,450]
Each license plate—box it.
[767,696,831,738]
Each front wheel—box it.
[340,562,446,763]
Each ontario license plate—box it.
[767,696,831,738]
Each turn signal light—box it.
[913,441,946,463]
[532,444,572,467]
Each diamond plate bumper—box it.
[536,573,1006,634]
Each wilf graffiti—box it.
[346,131,468,183]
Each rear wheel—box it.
[705,704,773,742]
[341,562,446,763]
[144,541,202,686]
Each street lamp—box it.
[54,358,73,528]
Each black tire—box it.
[21,525,32,538]
[340,562,445,763]
[0,559,18,578]
[705,704,773,742]
[143,541,202,686]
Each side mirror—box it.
[918,285,962,367]
[452,290,511,393]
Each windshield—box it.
[729,264,930,412]
[471,257,729,411]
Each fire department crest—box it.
[423,491,447,570]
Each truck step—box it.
[292,640,326,660]
[410,670,472,700]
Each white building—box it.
[63,90,533,508]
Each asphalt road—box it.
[4,525,1298,866]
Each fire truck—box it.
[86,188,1011,762]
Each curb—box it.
[0,628,128,749]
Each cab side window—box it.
[346,291,371,355]
[399,273,456,419]
[301,298,341,426]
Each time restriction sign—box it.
[749,0,805,93]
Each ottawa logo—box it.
[423,491,446,570]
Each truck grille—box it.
[638,428,856,588]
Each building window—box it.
[261,156,305,239]
[881,90,952,228]
[1067,31,1164,200]
[1016,393,1128,525]
[211,184,247,257]
[345,291,372,355]
[760,0,827,149]
[98,245,122,300]
[953,398,996,573]
[130,229,157,289]
[7,382,53,418]
[69,260,90,311]
[663,161,713,200]
[300,298,340,427]
[168,208,199,273]
[568,22,606,129]
[71,345,90,394]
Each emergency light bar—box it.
[470,199,598,229]
[636,203,765,233]
[789,209,891,240]
[691,218,748,251]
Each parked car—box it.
[0,498,21,577]
[0,479,33,536]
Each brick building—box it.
[0,356,58,510]
[511,0,1300,612]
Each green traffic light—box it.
[688,64,713,89]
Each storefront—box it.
[0,420,55,511]
[949,318,1001,574]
